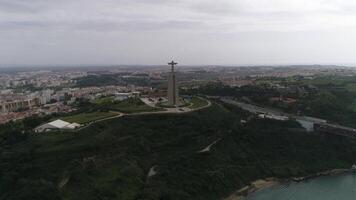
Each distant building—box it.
[114,92,140,101]
[167,61,179,106]
[0,89,13,95]
[34,119,80,133]
[0,98,40,113]
[40,89,54,105]
[115,93,132,101]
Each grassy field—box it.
[94,97,115,105]
[60,111,119,124]
[155,101,190,108]
[189,97,209,109]
[108,103,160,113]
[99,98,163,114]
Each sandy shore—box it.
[224,167,356,200]
[224,178,279,200]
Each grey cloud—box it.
[1,0,356,66]
[0,21,50,29]
[0,0,45,13]
[75,20,206,31]
[0,19,207,32]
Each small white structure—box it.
[115,93,132,101]
[258,114,289,121]
[296,119,314,132]
[35,119,80,133]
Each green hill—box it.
[1,102,356,200]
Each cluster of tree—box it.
[183,82,280,103]
[274,76,356,127]
[185,79,356,127]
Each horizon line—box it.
[0,63,355,69]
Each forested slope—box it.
[1,103,356,200]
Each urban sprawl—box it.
[1,65,356,126]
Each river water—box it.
[246,172,356,200]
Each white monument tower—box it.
[168,60,178,106]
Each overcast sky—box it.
[1,0,356,67]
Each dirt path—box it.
[197,138,221,153]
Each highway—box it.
[221,98,287,116]
[220,98,356,137]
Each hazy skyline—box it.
[1,0,356,67]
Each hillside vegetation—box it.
[184,76,356,128]
[1,102,356,200]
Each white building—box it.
[40,89,54,105]
[0,89,13,95]
[114,92,140,101]
[0,98,39,113]
[115,93,132,101]
[34,119,80,133]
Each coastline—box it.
[224,167,356,200]
[224,178,279,200]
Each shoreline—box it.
[224,178,279,200]
[224,167,356,200]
